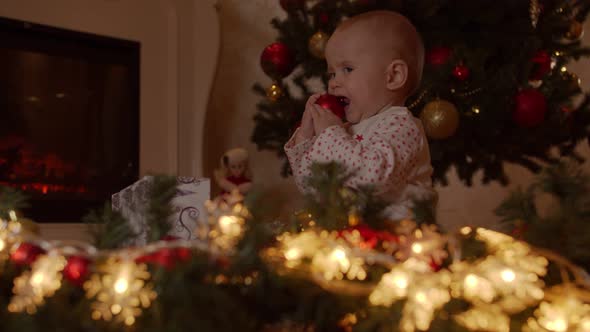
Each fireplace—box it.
[0,17,140,222]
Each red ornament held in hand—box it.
[315,94,346,120]
[513,89,547,127]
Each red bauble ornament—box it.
[10,243,44,265]
[280,0,305,12]
[317,13,330,26]
[260,42,296,79]
[530,50,552,81]
[315,94,346,120]
[338,224,398,250]
[63,256,91,286]
[161,235,181,242]
[426,46,452,66]
[452,64,470,81]
[429,258,442,272]
[513,89,547,127]
[339,224,379,249]
[136,247,192,270]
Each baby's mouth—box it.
[338,96,350,111]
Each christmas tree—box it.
[252,0,590,185]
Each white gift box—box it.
[111,176,210,245]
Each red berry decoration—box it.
[530,50,552,81]
[10,242,45,266]
[426,46,452,66]
[452,64,470,81]
[63,256,91,286]
[280,0,305,12]
[260,42,296,79]
[513,89,547,128]
[315,94,346,120]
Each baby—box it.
[284,10,435,220]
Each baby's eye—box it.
[343,67,353,73]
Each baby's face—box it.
[325,25,393,124]
[228,161,246,177]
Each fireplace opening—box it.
[0,17,140,222]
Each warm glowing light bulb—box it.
[411,242,423,254]
[114,278,129,294]
[219,216,238,234]
[500,269,516,283]
[0,238,5,251]
[393,275,408,289]
[331,248,346,262]
[31,272,44,286]
[285,248,302,260]
[548,318,567,332]
[8,210,17,221]
[415,291,427,303]
[561,66,567,72]
[460,226,472,235]
[111,304,122,314]
[464,274,478,288]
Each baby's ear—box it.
[385,59,408,91]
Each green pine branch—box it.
[496,160,590,271]
[0,186,29,220]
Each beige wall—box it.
[205,0,590,230]
[0,0,219,178]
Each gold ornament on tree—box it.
[419,99,460,140]
[266,82,283,102]
[561,69,582,92]
[565,21,584,41]
[308,31,330,59]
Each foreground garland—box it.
[1,164,590,331]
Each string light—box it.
[8,252,66,314]
[0,194,589,332]
[84,258,156,326]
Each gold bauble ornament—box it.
[565,21,584,41]
[266,82,283,102]
[420,99,460,140]
[308,31,329,59]
[561,71,582,92]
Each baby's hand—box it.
[295,93,321,143]
[311,103,344,134]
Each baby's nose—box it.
[328,80,340,93]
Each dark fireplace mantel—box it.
[0,17,140,222]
